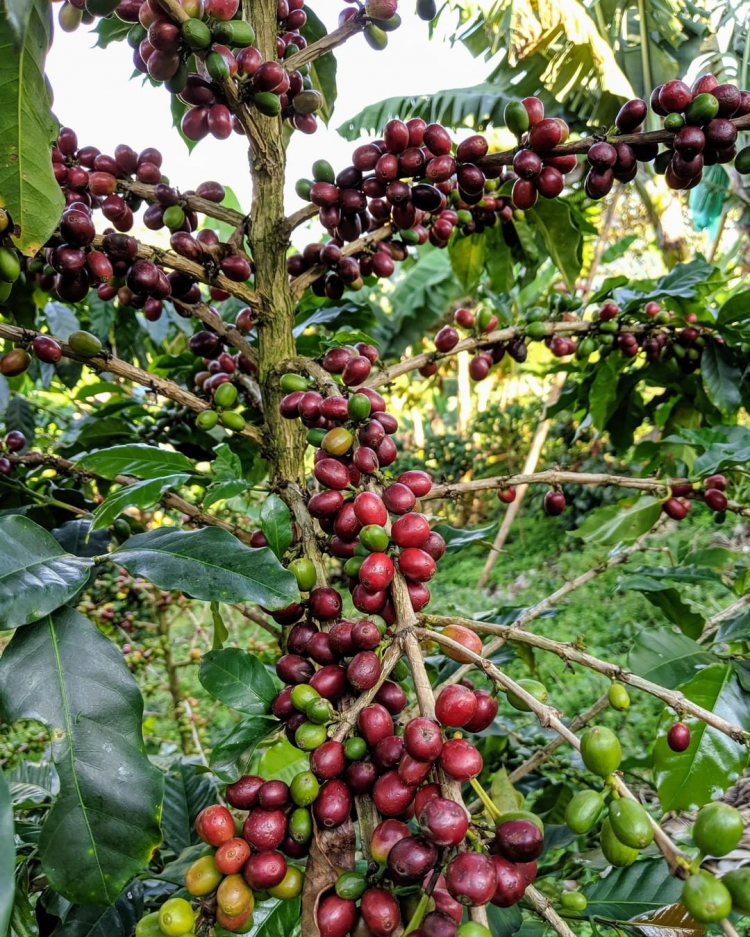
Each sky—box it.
[45,3,488,241]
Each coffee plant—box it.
[1,0,750,934]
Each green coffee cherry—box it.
[359,524,389,552]
[214,382,238,408]
[681,871,732,923]
[608,683,630,711]
[348,393,372,421]
[290,770,320,806]
[288,557,317,591]
[306,697,335,724]
[68,330,102,357]
[344,736,367,760]
[600,817,639,867]
[205,50,230,81]
[560,892,587,912]
[565,789,604,834]
[504,100,530,138]
[220,410,246,431]
[289,806,313,843]
[196,410,219,431]
[344,556,364,577]
[163,205,186,230]
[295,721,328,750]
[0,247,20,284]
[693,802,744,857]
[280,373,308,393]
[722,868,750,914]
[312,159,335,183]
[254,92,282,117]
[335,871,367,900]
[507,678,548,712]
[608,798,653,850]
[181,18,211,49]
[580,726,622,777]
[290,683,319,712]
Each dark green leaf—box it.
[199,647,278,715]
[161,762,217,855]
[486,902,523,935]
[112,527,299,609]
[588,355,622,430]
[91,474,190,531]
[52,519,110,558]
[0,515,93,628]
[484,226,514,293]
[601,235,638,264]
[212,443,243,481]
[86,294,116,341]
[717,290,750,326]
[301,6,336,124]
[51,881,144,936]
[204,480,249,510]
[209,717,279,783]
[582,859,682,921]
[6,396,35,447]
[628,628,715,689]
[653,664,750,811]
[0,0,64,254]
[572,497,661,546]
[716,608,750,643]
[449,233,486,293]
[432,521,498,552]
[618,577,705,638]
[44,302,79,340]
[0,608,164,904]
[527,199,582,290]
[260,494,293,561]
[0,768,14,934]
[701,340,742,414]
[75,444,195,480]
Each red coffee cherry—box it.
[667,721,691,752]
[445,852,498,906]
[435,685,479,728]
[404,717,444,762]
[195,804,234,846]
[418,797,469,846]
[439,738,483,780]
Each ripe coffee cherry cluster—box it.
[662,472,729,522]
[652,75,750,190]
[34,127,250,315]
[0,430,27,478]
[504,97,577,209]
[0,330,100,382]
[581,98,658,199]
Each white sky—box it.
[46,5,487,242]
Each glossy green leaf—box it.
[484,225,514,293]
[432,521,498,552]
[653,664,750,811]
[74,444,195,481]
[203,479,249,510]
[90,474,190,531]
[0,768,14,934]
[582,859,682,921]
[527,199,582,291]
[51,881,144,936]
[0,515,93,628]
[301,6,336,125]
[0,607,163,905]
[256,736,308,785]
[260,494,293,560]
[572,497,661,546]
[628,628,715,689]
[212,443,243,481]
[210,601,229,650]
[449,233,486,293]
[485,903,523,936]
[112,527,299,609]
[701,340,742,415]
[199,647,278,715]
[5,396,35,447]
[717,289,750,326]
[161,762,217,855]
[0,0,64,254]
[618,576,705,638]
[210,717,279,783]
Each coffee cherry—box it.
[435,685,478,728]
[360,887,402,937]
[347,650,382,690]
[693,802,743,857]
[195,804,234,845]
[397,469,433,497]
[497,487,516,503]
[243,849,287,889]
[310,740,346,779]
[608,799,653,850]
[440,624,483,662]
[490,856,526,908]
[358,703,393,748]
[316,894,357,937]
[464,689,498,732]
[418,797,469,846]
[158,898,195,937]
[185,853,223,895]
[226,774,264,808]
[544,490,566,516]
[580,726,622,776]
[4,430,26,452]
[242,808,288,850]
[370,818,410,864]
[705,473,727,491]
[439,738,483,780]
[372,769,415,816]
[565,788,604,834]
[445,852,497,906]
[313,778,353,828]
[494,818,544,862]
[608,683,631,711]
[387,834,438,884]
[704,488,727,512]
[681,871,732,924]
[404,717,443,762]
